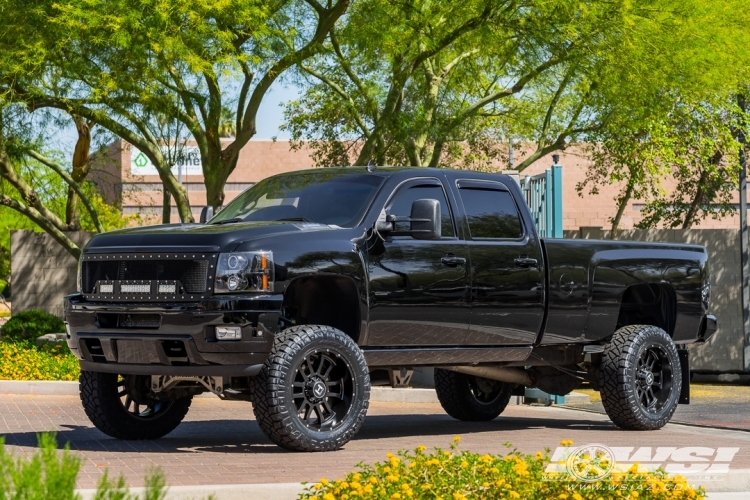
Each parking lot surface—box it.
[2,394,750,491]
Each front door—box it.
[366,178,471,346]
[456,180,545,345]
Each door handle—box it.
[514,257,538,268]
[441,254,466,267]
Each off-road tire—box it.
[600,324,682,430]
[251,325,370,452]
[80,371,192,439]
[434,368,514,421]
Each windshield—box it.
[210,169,386,227]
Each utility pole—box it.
[739,93,750,371]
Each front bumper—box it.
[64,293,282,376]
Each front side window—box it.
[459,187,523,239]
[210,170,386,227]
[387,182,455,237]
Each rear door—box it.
[456,179,544,345]
[365,178,471,346]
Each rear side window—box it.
[388,183,455,237]
[459,187,523,239]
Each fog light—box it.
[216,326,242,340]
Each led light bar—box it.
[216,326,242,340]
[121,284,151,294]
[158,284,176,294]
[99,284,114,293]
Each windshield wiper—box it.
[211,217,244,225]
[276,217,313,223]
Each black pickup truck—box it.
[65,167,716,451]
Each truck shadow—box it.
[0,413,616,454]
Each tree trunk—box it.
[65,116,92,228]
[682,173,706,229]
[610,182,634,238]
[162,189,172,224]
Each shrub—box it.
[300,438,705,500]
[0,433,168,500]
[0,341,80,381]
[1,310,65,343]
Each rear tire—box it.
[599,325,681,430]
[434,368,513,421]
[80,371,192,439]
[252,325,370,451]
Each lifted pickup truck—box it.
[65,167,716,451]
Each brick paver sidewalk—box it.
[1,395,749,489]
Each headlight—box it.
[214,251,274,293]
[702,281,711,309]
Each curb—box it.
[74,481,750,499]
[0,380,590,405]
[77,482,306,500]
[0,380,78,395]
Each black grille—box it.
[82,255,210,294]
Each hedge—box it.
[0,310,65,343]
[300,438,704,500]
[0,341,80,381]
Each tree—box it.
[0,0,349,220]
[578,93,748,233]
[284,0,750,172]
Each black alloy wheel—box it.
[599,324,682,430]
[252,325,370,452]
[80,371,192,439]
[634,344,674,414]
[292,351,355,432]
[117,375,173,419]
[434,368,514,421]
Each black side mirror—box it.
[199,206,214,224]
[409,199,441,240]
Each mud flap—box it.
[678,348,690,404]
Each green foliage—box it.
[300,439,704,500]
[1,309,65,342]
[0,433,169,499]
[0,340,80,381]
[284,0,750,172]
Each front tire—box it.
[80,371,192,439]
[599,325,682,430]
[434,368,513,421]
[252,325,370,451]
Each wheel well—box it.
[282,275,362,343]
[616,283,677,336]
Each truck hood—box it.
[84,221,338,253]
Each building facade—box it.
[92,140,743,230]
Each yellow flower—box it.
[391,494,401,500]
[352,473,361,481]
[401,484,411,491]
[461,461,469,468]
[495,479,505,487]
[417,445,427,453]
[535,451,544,460]
[443,451,452,457]
[364,485,373,494]
[322,494,335,500]
[386,475,398,482]
[386,453,395,459]
[407,461,416,469]
[559,495,568,500]
[573,494,584,500]
[320,478,329,486]
[383,466,391,473]
[482,482,490,487]
[453,436,461,443]
[509,492,520,499]
[369,477,378,484]
[421,484,431,491]
[560,439,574,446]
[313,483,322,490]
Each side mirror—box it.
[409,199,441,240]
[199,206,214,224]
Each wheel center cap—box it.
[645,372,654,385]
[304,376,327,404]
[639,370,654,386]
[313,381,325,398]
